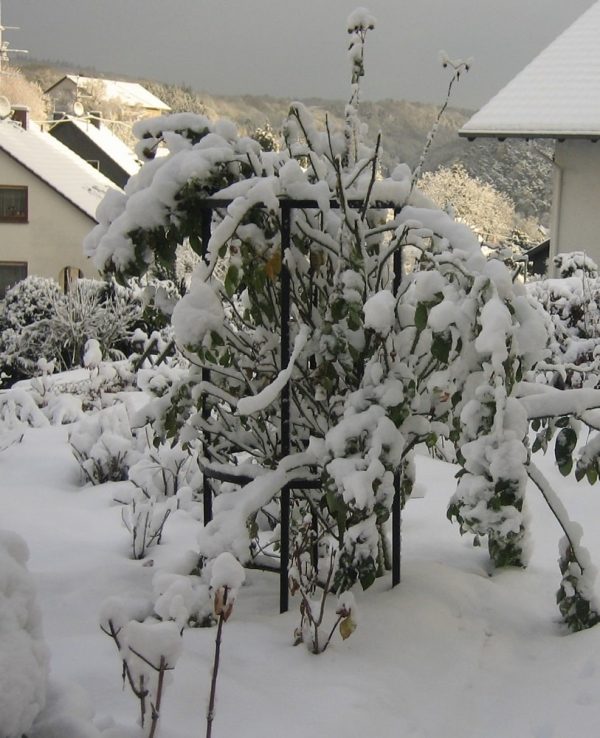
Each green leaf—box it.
[431,334,451,364]
[189,233,203,256]
[414,303,428,330]
[224,265,239,297]
[559,459,573,477]
[347,305,362,331]
[586,465,598,485]
[425,432,438,448]
[359,568,376,591]
[331,300,347,322]
[555,427,577,468]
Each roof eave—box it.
[459,129,600,142]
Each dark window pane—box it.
[0,263,27,298]
[0,187,27,221]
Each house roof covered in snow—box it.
[49,115,141,177]
[45,75,171,112]
[0,119,117,220]
[460,1,600,140]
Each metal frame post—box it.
[201,207,213,524]
[279,201,292,613]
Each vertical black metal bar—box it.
[392,471,401,586]
[201,207,213,524]
[311,504,319,571]
[392,207,402,295]
[280,201,292,613]
[392,207,402,587]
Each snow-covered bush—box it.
[128,440,198,500]
[0,276,61,385]
[84,10,540,592]
[0,530,49,738]
[527,266,600,389]
[120,440,199,559]
[121,497,175,560]
[554,251,598,279]
[100,599,181,737]
[69,404,141,485]
[46,279,144,370]
[0,277,151,387]
[84,9,600,632]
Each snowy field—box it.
[3,391,600,738]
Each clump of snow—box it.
[171,278,224,350]
[210,552,246,594]
[83,339,103,369]
[347,7,376,32]
[363,290,396,334]
[237,325,309,415]
[0,530,49,738]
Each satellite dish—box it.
[73,101,85,117]
[0,96,11,120]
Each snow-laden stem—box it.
[101,619,148,727]
[206,586,229,738]
[527,461,582,564]
[410,58,469,192]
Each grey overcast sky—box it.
[3,0,597,110]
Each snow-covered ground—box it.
[3,411,600,738]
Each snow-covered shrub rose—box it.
[84,11,600,632]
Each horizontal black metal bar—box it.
[201,465,321,489]
[196,197,400,210]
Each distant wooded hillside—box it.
[21,60,552,224]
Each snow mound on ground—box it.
[0,530,49,738]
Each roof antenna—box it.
[0,1,29,75]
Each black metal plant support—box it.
[199,198,402,613]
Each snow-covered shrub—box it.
[84,10,541,590]
[128,440,198,501]
[121,496,175,560]
[527,268,600,389]
[0,387,49,429]
[0,276,61,385]
[153,571,212,629]
[554,251,598,278]
[100,600,181,737]
[69,404,141,485]
[84,9,600,632]
[120,440,199,559]
[0,277,149,387]
[46,279,144,370]
[0,530,49,738]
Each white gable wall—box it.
[0,150,99,282]
[551,140,600,266]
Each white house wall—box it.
[0,150,99,282]
[552,141,600,265]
